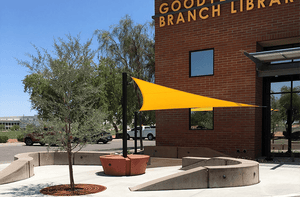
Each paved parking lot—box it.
[0,139,155,164]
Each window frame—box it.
[189,108,214,130]
[189,48,214,78]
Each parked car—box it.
[23,131,45,146]
[90,131,113,144]
[23,127,55,146]
[73,131,113,144]
[127,126,156,140]
[283,131,300,140]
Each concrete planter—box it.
[99,155,150,176]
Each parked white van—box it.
[127,126,155,140]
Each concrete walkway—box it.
[0,162,300,197]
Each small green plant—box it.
[0,136,8,143]
[17,134,24,142]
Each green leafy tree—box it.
[25,123,36,133]
[95,57,122,133]
[0,125,5,131]
[278,86,300,131]
[18,35,109,191]
[270,95,282,136]
[10,125,20,131]
[94,15,155,132]
[22,123,38,140]
[191,111,213,129]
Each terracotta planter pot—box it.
[99,155,150,176]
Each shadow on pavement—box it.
[0,183,54,196]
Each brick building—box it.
[153,0,300,159]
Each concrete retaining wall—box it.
[144,146,228,158]
[144,146,178,158]
[130,166,208,191]
[1,151,259,190]
[0,151,111,185]
[130,157,259,191]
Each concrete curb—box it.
[0,143,24,147]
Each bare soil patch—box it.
[7,139,18,143]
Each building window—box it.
[190,109,214,130]
[190,49,214,77]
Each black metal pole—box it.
[266,105,272,160]
[288,81,293,154]
[134,111,138,154]
[122,73,127,158]
[287,109,292,154]
[139,112,143,150]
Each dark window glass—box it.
[190,109,214,130]
[190,49,214,77]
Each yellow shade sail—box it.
[191,107,213,112]
[271,109,279,112]
[132,77,258,111]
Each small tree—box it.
[10,125,20,131]
[0,125,5,131]
[18,35,108,191]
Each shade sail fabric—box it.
[191,107,213,112]
[132,77,258,111]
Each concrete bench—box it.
[0,151,112,185]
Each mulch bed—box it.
[40,184,106,196]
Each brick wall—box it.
[154,0,300,159]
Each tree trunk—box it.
[66,124,75,191]
[113,122,119,134]
[67,145,75,191]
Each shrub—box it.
[17,134,24,142]
[10,125,20,131]
[0,136,8,143]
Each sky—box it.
[0,0,154,117]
